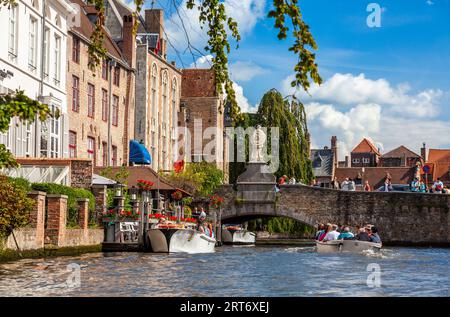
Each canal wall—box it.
[1,191,104,261]
[216,184,450,246]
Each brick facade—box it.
[181,69,229,181]
[67,0,135,168]
[45,194,68,246]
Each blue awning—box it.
[129,140,152,165]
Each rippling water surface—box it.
[0,246,449,297]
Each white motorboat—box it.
[222,225,256,245]
[316,240,382,253]
[147,227,216,254]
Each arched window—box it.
[44,5,51,19]
[162,71,168,124]
[55,15,61,27]
[150,63,158,127]
[32,0,39,10]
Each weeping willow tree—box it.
[258,89,313,183]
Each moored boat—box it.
[147,227,216,254]
[316,240,382,253]
[222,225,256,245]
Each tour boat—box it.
[221,225,256,245]
[147,227,216,254]
[315,240,382,253]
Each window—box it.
[69,131,77,158]
[87,137,95,163]
[40,105,60,158]
[72,37,80,63]
[28,17,38,71]
[102,89,108,121]
[352,158,360,164]
[113,66,120,86]
[112,95,119,126]
[72,76,80,112]
[112,145,117,166]
[162,71,168,124]
[8,5,18,60]
[151,64,158,130]
[363,158,370,164]
[43,28,50,79]
[102,141,107,166]
[102,60,108,80]
[54,35,61,85]
[25,123,32,157]
[87,84,95,118]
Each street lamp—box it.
[114,183,125,197]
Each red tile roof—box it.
[382,145,420,159]
[352,138,381,156]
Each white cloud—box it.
[233,82,258,113]
[229,61,267,82]
[189,55,213,68]
[280,73,449,159]
[165,0,266,52]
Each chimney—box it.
[345,155,350,167]
[421,142,427,162]
[145,9,166,56]
[331,136,338,168]
[122,15,136,68]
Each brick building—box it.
[380,145,423,167]
[426,148,450,186]
[350,138,381,167]
[180,68,229,181]
[66,0,135,167]
[104,2,183,172]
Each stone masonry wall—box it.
[216,184,450,245]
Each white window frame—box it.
[28,16,38,72]
[352,158,360,164]
[362,157,370,164]
[43,27,50,80]
[54,34,61,86]
[8,5,18,61]
[151,63,158,131]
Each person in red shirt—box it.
[364,180,371,192]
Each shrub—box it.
[31,183,95,227]
[8,177,31,192]
[0,175,33,244]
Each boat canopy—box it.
[129,140,152,165]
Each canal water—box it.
[0,246,449,297]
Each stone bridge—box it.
[213,163,450,246]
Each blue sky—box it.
[135,0,450,157]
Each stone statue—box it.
[250,125,266,163]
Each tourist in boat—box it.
[364,180,371,192]
[355,228,371,241]
[323,224,340,241]
[337,227,355,240]
[315,224,325,239]
[368,226,382,243]
[318,224,331,241]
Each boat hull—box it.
[316,240,382,253]
[222,229,256,245]
[148,228,216,254]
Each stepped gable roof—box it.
[352,138,381,156]
[382,145,421,158]
[109,0,148,33]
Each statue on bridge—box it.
[250,125,267,163]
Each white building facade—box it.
[0,0,74,158]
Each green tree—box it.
[0,90,52,168]
[0,175,34,244]
[165,162,224,197]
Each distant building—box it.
[380,146,422,167]
[180,68,229,182]
[310,136,338,187]
[426,148,450,186]
[350,138,381,167]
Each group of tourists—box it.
[315,223,382,243]
[278,175,297,185]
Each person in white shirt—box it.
[341,178,350,191]
[323,224,340,241]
